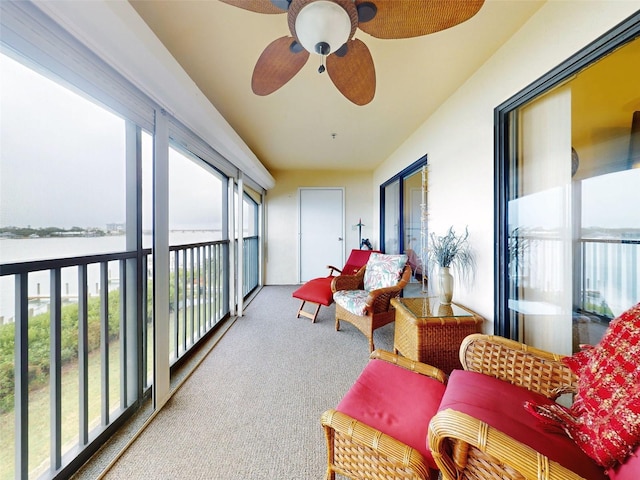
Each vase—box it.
[438,266,454,305]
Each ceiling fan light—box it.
[294,0,351,55]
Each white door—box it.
[299,188,344,282]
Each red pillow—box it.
[527,303,640,468]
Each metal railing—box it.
[169,241,230,363]
[0,250,148,479]
[508,233,640,319]
[580,238,639,318]
[242,236,259,298]
[0,238,233,479]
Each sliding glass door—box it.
[381,156,428,282]
[496,21,640,354]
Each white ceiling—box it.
[129,0,545,173]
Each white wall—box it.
[372,1,640,332]
[265,169,373,284]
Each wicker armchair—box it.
[321,350,446,480]
[332,262,412,352]
[428,334,582,480]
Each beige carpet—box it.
[98,285,395,479]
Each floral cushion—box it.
[526,302,640,469]
[363,253,407,292]
[333,290,369,316]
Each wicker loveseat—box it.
[429,309,640,480]
[323,303,640,480]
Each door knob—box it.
[338,237,343,241]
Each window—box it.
[380,156,428,283]
[495,15,640,354]
[0,50,150,479]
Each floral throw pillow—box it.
[363,253,407,292]
[526,302,640,468]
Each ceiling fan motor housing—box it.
[289,0,358,55]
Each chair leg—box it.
[335,318,341,331]
[296,300,322,323]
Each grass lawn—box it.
[0,340,122,480]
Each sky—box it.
[0,52,222,231]
[1,50,638,234]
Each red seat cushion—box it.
[292,277,334,306]
[526,303,640,468]
[440,370,607,480]
[336,358,446,469]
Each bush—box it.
[0,291,121,414]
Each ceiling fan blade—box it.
[219,0,289,14]
[252,37,309,96]
[326,39,375,106]
[355,0,484,39]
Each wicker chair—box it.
[428,334,583,480]
[321,350,446,480]
[331,262,412,352]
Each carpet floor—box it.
[97,285,395,479]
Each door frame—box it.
[297,187,345,282]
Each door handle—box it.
[338,237,343,241]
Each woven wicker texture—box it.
[356,0,485,39]
[392,297,483,374]
[460,334,576,400]
[322,351,445,480]
[252,36,310,95]
[429,334,583,480]
[333,265,412,352]
[326,39,376,106]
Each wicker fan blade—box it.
[356,0,484,39]
[326,39,375,106]
[252,37,309,95]
[219,0,288,14]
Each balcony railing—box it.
[242,236,259,297]
[508,233,640,319]
[580,237,639,318]
[169,241,230,363]
[0,237,238,479]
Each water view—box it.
[0,231,223,324]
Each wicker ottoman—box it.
[392,297,483,374]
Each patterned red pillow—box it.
[527,303,640,468]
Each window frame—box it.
[380,154,428,254]
[494,11,640,339]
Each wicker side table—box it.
[391,297,484,374]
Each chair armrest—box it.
[326,264,342,276]
[428,409,585,480]
[364,265,412,313]
[331,266,366,292]
[460,334,577,400]
[321,409,433,479]
[370,349,447,384]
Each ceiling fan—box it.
[220,0,485,105]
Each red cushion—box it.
[440,370,606,480]
[343,249,377,274]
[336,358,446,469]
[609,444,640,480]
[529,303,640,468]
[341,263,362,275]
[292,277,334,306]
[566,303,640,467]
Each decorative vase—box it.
[439,266,454,305]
